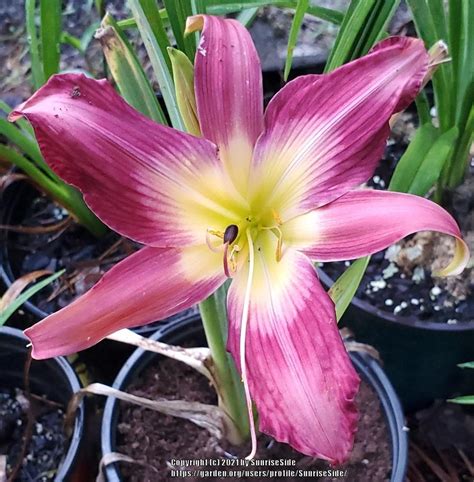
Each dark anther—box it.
[223,224,239,244]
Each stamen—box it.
[223,242,231,277]
[273,226,283,262]
[240,229,257,460]
[207,228,224,239]
[223,243,241,277]
[271,209,283,226]
[206,229,223,253]
[224,224,239,244]
[229,244,241,272]
[259,225,283,262]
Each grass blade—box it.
[40,0,62,80]
[96,13,167,124]
[328,256,370,322]
[284,0,309,81]
[324,0,377,72]
[0,145,106,236]
[168,47,200,136]
[0,100,34,137]
[389,123,439,193]
[129,0,184,129]
[207,1,343,24]
[458,362,474,369]
[448,396,474,405]
[164,0,196,59]
[236,7,259,27]
[0,270,64,326]
[25,0,44,89]
[408,126,458,196]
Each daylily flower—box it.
[10,15,469,464]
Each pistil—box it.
[240,228,257,460]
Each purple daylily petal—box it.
[25,245,225,359]
[186,14,264,194]
[250,37,429,219]
[283,189,469,276]
[227,240,359,464]
[9,73,241,248]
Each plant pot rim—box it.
[0,325,85,481]
[318,269,474,332]
[101,312,408,482]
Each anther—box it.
[271,209,283,226]
[224,224,239,244]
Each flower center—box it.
[206,209,284,277]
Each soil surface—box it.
[322,115,474,325]
[0,388,66,481]
[115,356,391,482]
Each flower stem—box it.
[199,285,249,444]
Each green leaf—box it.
[164,0,196,60]
[0,270,64,326]
[355,0,400,55]
[25,0,44,89]
[129,0,184,129]
[448,395,474,405]
[408,126,458,196]
[415,90,432,126]
[325,0,400,72]
[97,13,167,124]
[236,7,259,27]
[284,0,309,81]
[81,21,101,53]
[389,123,439,193]
[325,0,377,72]
[61,32,83,53]
[168,47,201,136]
[0,100,34,137]
[0,118,47,171]
[328,256,370,322]
[0,144,106,237]
[40,0,62,80]
[458,361,474,369]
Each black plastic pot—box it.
[319,270,474,412]
[101,312,408,482]
[0,325,85,481]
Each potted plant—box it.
[101,313,408,481]
[0,325,85,480]
[320,0,474,410]
[8,3,470,476]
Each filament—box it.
[240,228,257,460]
[206,228,224,253]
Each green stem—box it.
[199,287,249,443]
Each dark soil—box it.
[0,388,66,481]
[321,115,474,325]
[116,356,392,482]
[407,402,474,481]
